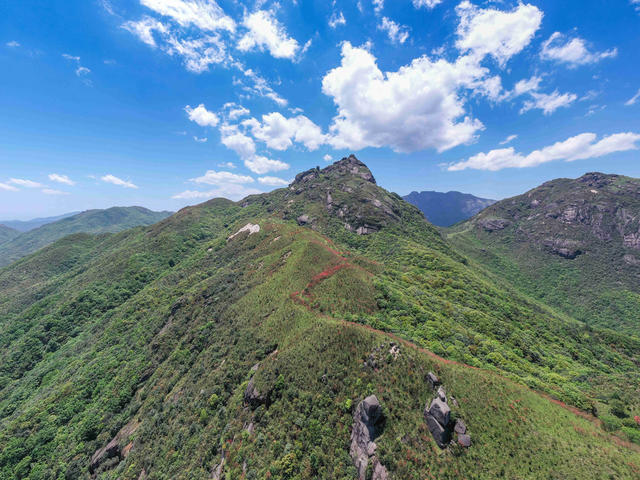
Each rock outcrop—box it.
[350,395,388,480]
[228,223,260,241]
[89,419,140,474]
[244,377,270,409]
[423,373,471,449]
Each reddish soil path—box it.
[286,232,639,451]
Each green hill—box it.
[0,207,172,267]
[1,158,639,479]
[0,212,80,233]
[447,172,640,334]
[0,225,19,245]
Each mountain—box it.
[0,157,639,479]
[0,225,19,245]
[448,172,640,334]
[0,212,80,232]
[0,207,172,267]
[404,190,495,227]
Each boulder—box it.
[372,458,389,480]
[297,214,310,225]
[429,398,451,427]
[350,395,387,480]
[437,386,447,402]
[457,434,472,448]
[454,419,466,434]
[425,413,450,448]
[426,372,440,389]
[244,378,269,409]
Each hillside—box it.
[0,157,639,479]
[0,225,19,245]
[404,190,495,227]
[0,212,80,233]
[0,207,172,267]
[448,172,640,334]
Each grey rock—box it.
[425,413,450,448]
[429,398,451,427]
[437,386,447,402]
[478,217,510,232]
[457,434,472,448]
[244,378,269,409]
[372,459,389,480]
[297,214,310,225]
[454,419,466,434]
[427,372,440,389]
[350,395,387,480]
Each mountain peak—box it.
[292,154,376,186]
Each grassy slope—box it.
[0,163,639,478]
[0,207,172,267]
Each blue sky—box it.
[1,0,639,219]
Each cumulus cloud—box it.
[6,41,20,48]
[219,123,290,174]
[624,89,640,106]
[322,42,489,153]
[101,174,138,188]
[448,132,640,171]
[222,103,250,121]
[185,104,219,127]
[139,0,235,32]
[8,178,44,188]
[455,1,543,66]
[413,0,443,8]
[521,90,577,115]
[541,32,617,67]
[243,112,325,151]
[329,11,346,29]
[258,176,290,186]
[244,155,289,175]
[172,184,261,201]
[0,182,19,192]
[373,0,384,15]
[48,173,75,185]
[323,154,333,162]
[238,10,300,59]
[378,17,409,44]
[191,170,254,185]
[217,161,236,169]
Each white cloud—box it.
[244,155,289,175]
[217,161,236,169]
[378,17,409,44]
[521,90,577,115]
[101,174,138,188]
[191,170,254,185]
[448,132,640,171]
[329,11,346,28]
[455,1,543,66]
[172,184,261,201]
[258,176,290,186]
[76,66,91,76]
[238,10,300,59]
[323,154,333,162]
[0,183,19,192]
[243,112,326,151]
[42,189,69,195]
[62,53,80,62]
[223,103,250,120]
[321,42,487,153]
[633,0,640,11]
[6,41,20,48]
[510,76,542,97]
[220,124,257,158]
[48,173,75,186]
[139,0,235,32]
[8,178,44,188]
[499,134,517,145]
[235,65,288,106]
[194,136,208,142]
[413,0,443,8]
[373,0,384,15]
[541,32,617,67]
[625,89,640,106]
[185,103,219,127]
[122,16,167,47]
[165,34,227,73]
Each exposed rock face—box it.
[350,395,388,480]
[324,154,377,184]
[479,218,510,232]
[457,434,472,447]
[423,375,471,449]
[428,398,451,428]
[543,238,583,259]
[244,378,269,409]
[426,372,440,389]
[297,214,310,225]
[228,223,260,241]
[89,419,140,474]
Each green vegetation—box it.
[0,159,639,479]
[0,206,172,267]
[0,225,19,245]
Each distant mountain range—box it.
[403,190,496,227]
[0,212,80,232]
[0,206,172,267]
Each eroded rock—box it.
[350,395,388,480]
